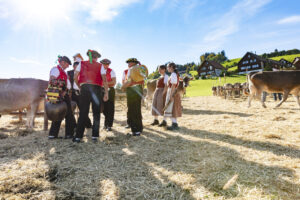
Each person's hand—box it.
[103,92,108,102]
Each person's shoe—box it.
[167,123,179,131]
[106,127,112,131]
[150,119,159,126]
[92,137,98,141]
[64,135,73,139]
[132,132,141,136]
[125,124,131,129]
[48,135,63,139]
[72,138,81,143]
[158,120,167,127]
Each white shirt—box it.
[110,69,116,78]
[163,74,169,84]
[170,72,178,85]
[75,62,106,75]
[49,65,71,89]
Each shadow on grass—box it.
[183,108,252,117]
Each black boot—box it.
[167,123,179,130]
[158,120,167,127]
[150,119,159,126]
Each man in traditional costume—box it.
[122,58,144,136]
[48,56,76,139]
[164,62,182,130]
[100,59,116,131]
[68,53,92,128]
[73,50,108,142]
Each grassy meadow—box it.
[186,75,247,97]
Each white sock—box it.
[171,118,177,123]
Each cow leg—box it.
[18,109,23,122]
[27,102,39,129]
[43,99,48,131]
[275,90,289,108]
[261,92,267,108]
[294,95,300,108]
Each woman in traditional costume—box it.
[150,65,168,126]
[164,62,182,130]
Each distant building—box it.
[237,52,281,74]
[197,60,226,77]
[279,58,293,68]
[292,57,300,70]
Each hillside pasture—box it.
[0,96,300,199]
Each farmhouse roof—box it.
[292,57,300,64]
[238,52,281,66]
[198,60,226,71]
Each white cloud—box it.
[204,0,272,43]
[278,15,300,24]
[150,0,166,11]
[10,57,42,66]
[185,0,272,58]
[80,0,141,22]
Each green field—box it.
[186,75,247,97]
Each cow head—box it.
[182,76,193,87]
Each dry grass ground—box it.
[0,96,300,199]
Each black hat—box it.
[100,59,111,65]
[87,50,101,59]
[126,58,139,64]
[59,56,72,65]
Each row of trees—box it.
[261,49,300,59]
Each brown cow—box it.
[224,83,234,99]
[0,78,48,128]
[212,86,217,96]
[248,71,300,108]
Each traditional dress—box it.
[102,68,116,128]
[164,72,182,118]
[49,65,76,138]
[74,60,106,140]
[152,74,168,116]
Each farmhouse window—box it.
[202,67,206,70]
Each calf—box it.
[248,71,300,108]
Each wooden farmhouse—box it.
[292,57,300,70]
[279,58,293,68]
[197,60,226,77]
[237,52,281,74]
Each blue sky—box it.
[0,0,299,82]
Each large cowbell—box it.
[45,101,67,121]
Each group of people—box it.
[47,49,182,142]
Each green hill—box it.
[186,75,247,97]
[268,54,300,62]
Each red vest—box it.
[78,61,103,86]
[57,65,68,85]
[168,73,179,88]
[157,76,165,88]
[105,68,115,87]
[124,69,129,81]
